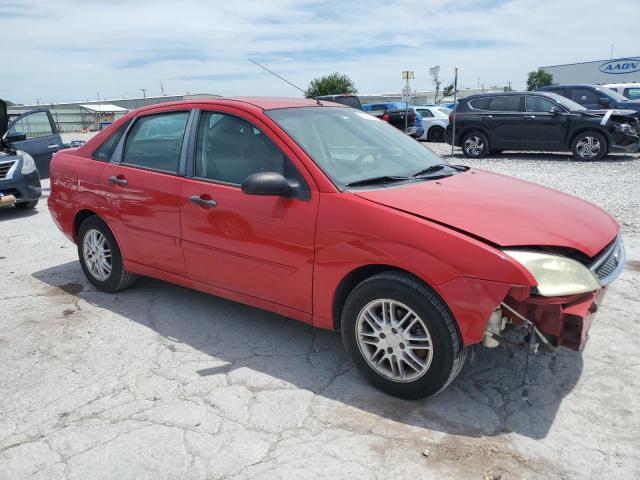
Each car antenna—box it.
[248,59,323,105]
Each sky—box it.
[1,0,638,104]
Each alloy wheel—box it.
[576,136,601,159]
[82,228,112,281]
[355,299,433,383]
[464,136,484,156]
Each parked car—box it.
[50,97,624,399]
[603,83,640,101]
[361,102,417,136]
[0,99,44,209]
[540,84,640,113]
[413,105,449,142]
[447,92,640,160]
[315,94,362,109]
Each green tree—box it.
[304,72,357,98]
[527,68,553,91]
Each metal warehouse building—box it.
[8,93,220,132]
[541,56,640,85]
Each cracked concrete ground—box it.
[1,149,640,479]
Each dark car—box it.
[447,92,640,160]
[315,94,362,110]
[361,102,417,136]
[540,84,640,113]
[0,98,65,209]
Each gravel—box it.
[425,142,640,235]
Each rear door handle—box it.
[48,144,60,149]
[482,115,493,119]
[190,195,217,208]
[108,175,128,186]
[524,115,536,119]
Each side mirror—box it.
[5,132,27,143]
[598,97,610,107]
[241,172,295,197]
[548,106,560,114]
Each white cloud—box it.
[1,0,637,103]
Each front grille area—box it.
[0,161,15,179]
[591,236,624,284]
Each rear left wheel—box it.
[461,132,489,158]
[341,272,466,400]
[77,216,138,292]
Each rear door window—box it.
[490,96,523,112]
[417,109,433,118]
[468,97,492,110]
[122,112,189,173]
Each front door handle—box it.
[108,175,128,186]
[48,144,60,149]
[524,115,536,119]
[190,195,217,208]
[482,115,493,119]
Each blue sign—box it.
[599,58,640,75]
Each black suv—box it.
[447,92,640,160]
[540,84,640,112]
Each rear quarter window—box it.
[468,97,492,110]
[92,121,130,161]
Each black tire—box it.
[571,130,607,161]
[15,199,38,209]
[461,131,490,158]
[426,126,446,143]
[340,271,466,400]
[77,216,138,292]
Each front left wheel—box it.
[571,131,607,161]
[77,216,138,292]
[341,272,466,400]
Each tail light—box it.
[382,113,390,122]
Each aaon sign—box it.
[599,58,640,75]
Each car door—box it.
[518,95,569,148]
[572,87,602,109]
[484,95,525,148]
[100,109,193,275]
[7,109,62,178]
[179,108,319,313]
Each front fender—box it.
[312,193,535,332]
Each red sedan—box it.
[48,98,625,399]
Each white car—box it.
[603,83,640,100]
[413,106,450,142]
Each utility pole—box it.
[141,88,147,99]
[610,43,614,59]
[401,70,414,133]
[451,68,458,157]
[160,82,165,96]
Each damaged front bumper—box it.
[485,235,625,352]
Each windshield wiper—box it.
[345,175,411,187]
[413,164,447,177]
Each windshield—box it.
[545,92,586,112]
[266,107,452,189]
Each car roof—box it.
[133,97,340,115]
[461,91,556,101]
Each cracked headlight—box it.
[503,250,601,297]
[20,151,37,175]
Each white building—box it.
[541,56,640,85]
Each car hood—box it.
[354,169,619,258]
[582,108,639,117]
